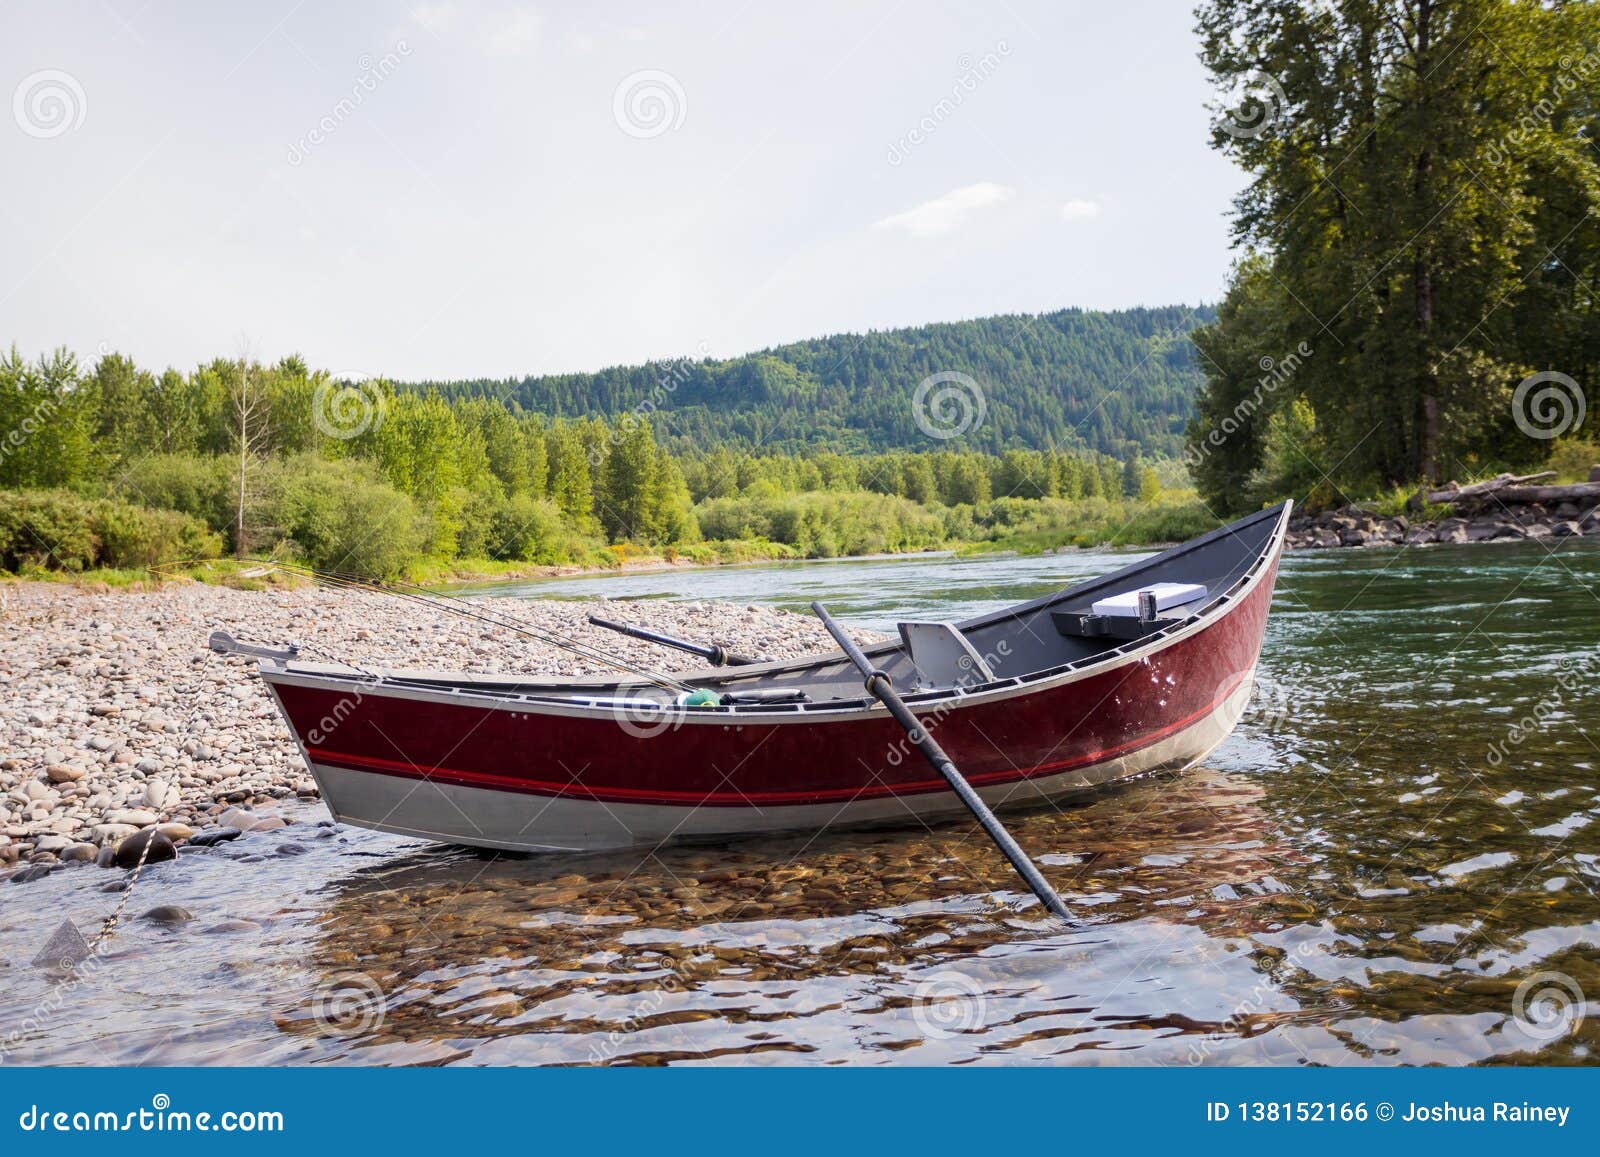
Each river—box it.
[2,540,1598,1065]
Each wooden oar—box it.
[810,601,1074,922]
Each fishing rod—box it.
[300,566,696,693]
[156,558,694,693]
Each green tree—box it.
[1195,0,1600,490]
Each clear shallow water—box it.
[3,540,1599,1066]
[462,549,1152,633]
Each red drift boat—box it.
[219,502,1291,855]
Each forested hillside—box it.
[0,347,1205,580]
[409,305,1215,461]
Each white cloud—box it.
[1060,198,1101,220]
[873,182,1015,237]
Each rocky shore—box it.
[1286,493,1600,550]
[0,581,869,885]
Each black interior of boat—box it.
[356,503,1288,712]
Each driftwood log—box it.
[1423,471,1600,506]
[1425,471,1554,504]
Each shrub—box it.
[267,455,428,578]
[118,454,235,534]
[1547,437,1599,483]
[0,489,97,570]
[92,501,222,567]
[693,490,947,558]
[491,492,606,564]
[0,488,221,571]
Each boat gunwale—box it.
[257,503,1291,725]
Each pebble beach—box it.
[0,580,872,883]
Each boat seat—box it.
[1053,582,1209,643]
[897,621,996,689]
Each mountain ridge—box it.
[404,304,1216,461]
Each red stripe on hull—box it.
[268,557,1277,809]
[300,668,1248,806]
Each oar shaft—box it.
[810,602,1073,922]
[587,615,762,667]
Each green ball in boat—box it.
[678,688,722,708]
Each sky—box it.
[0,0,1246,380]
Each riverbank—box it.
[0,581,881,882]
[1286,494,1600,550]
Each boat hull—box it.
[260,534,1282,853]
[292,671,1254,851]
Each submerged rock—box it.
[186,827,242,848]
[141,905,193,925]
[113,828,176,870]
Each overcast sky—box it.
[1,0,1244,380]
